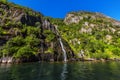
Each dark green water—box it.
[0,62,120,80]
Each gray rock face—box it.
[112,21,120,26]
[0,2,75,63]
[64,11,120,25]
[0,2,42,26]
[64,13,83,25]
[0,57,13,63]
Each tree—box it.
[1,0,7,3]
[14,46,34,58]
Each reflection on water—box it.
[0,62,120,80]
[61,63,67,80]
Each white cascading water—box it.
[59,38,67,62]
[55,26,67,62]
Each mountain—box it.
[0,2,74,63]
[57,11,120,61]
[0,2,120,63]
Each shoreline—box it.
[0,57,120,64]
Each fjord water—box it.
[0,62,120,80]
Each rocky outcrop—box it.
[60,11,120,61]
[39,19,74,62]
[0,2,74,63]
[0,57,13,63]
[0,2,43,26]
[64,13,83,25]
[64,11,120,25]
[1,2,120,63]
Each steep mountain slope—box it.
[57,11,120,60]
[0,2,74,63]
[1,2,120,63]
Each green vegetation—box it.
[51,11,120,59]
[1,26,41,58]
[45,48,54,54]
[44,17,65,26]
[0,2,58,61]
[1,1,120,62]
[0,0,7,3]
[44,30,56,42]
[14,45,34,58]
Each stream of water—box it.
[59,38,67,62]
[55,26,67,62]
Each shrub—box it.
[44,30,55,42]
[7,36,24,46]
[45,48,54,54]
[25,35,40,47]
[14,46,34,58]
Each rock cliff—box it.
[58,11,120,60]
[0,2,74,63]
[1,2,120,63]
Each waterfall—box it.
[55,25,67,62]
[59,38,67,62]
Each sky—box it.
[9,0,120,20]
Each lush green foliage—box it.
[0,0,7,3]
[44,17,65,26]
[1,1,120,61]
[55,12,120,59]
[44,30,56,42]
[0,24,41,58]
[14,45,34,58]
